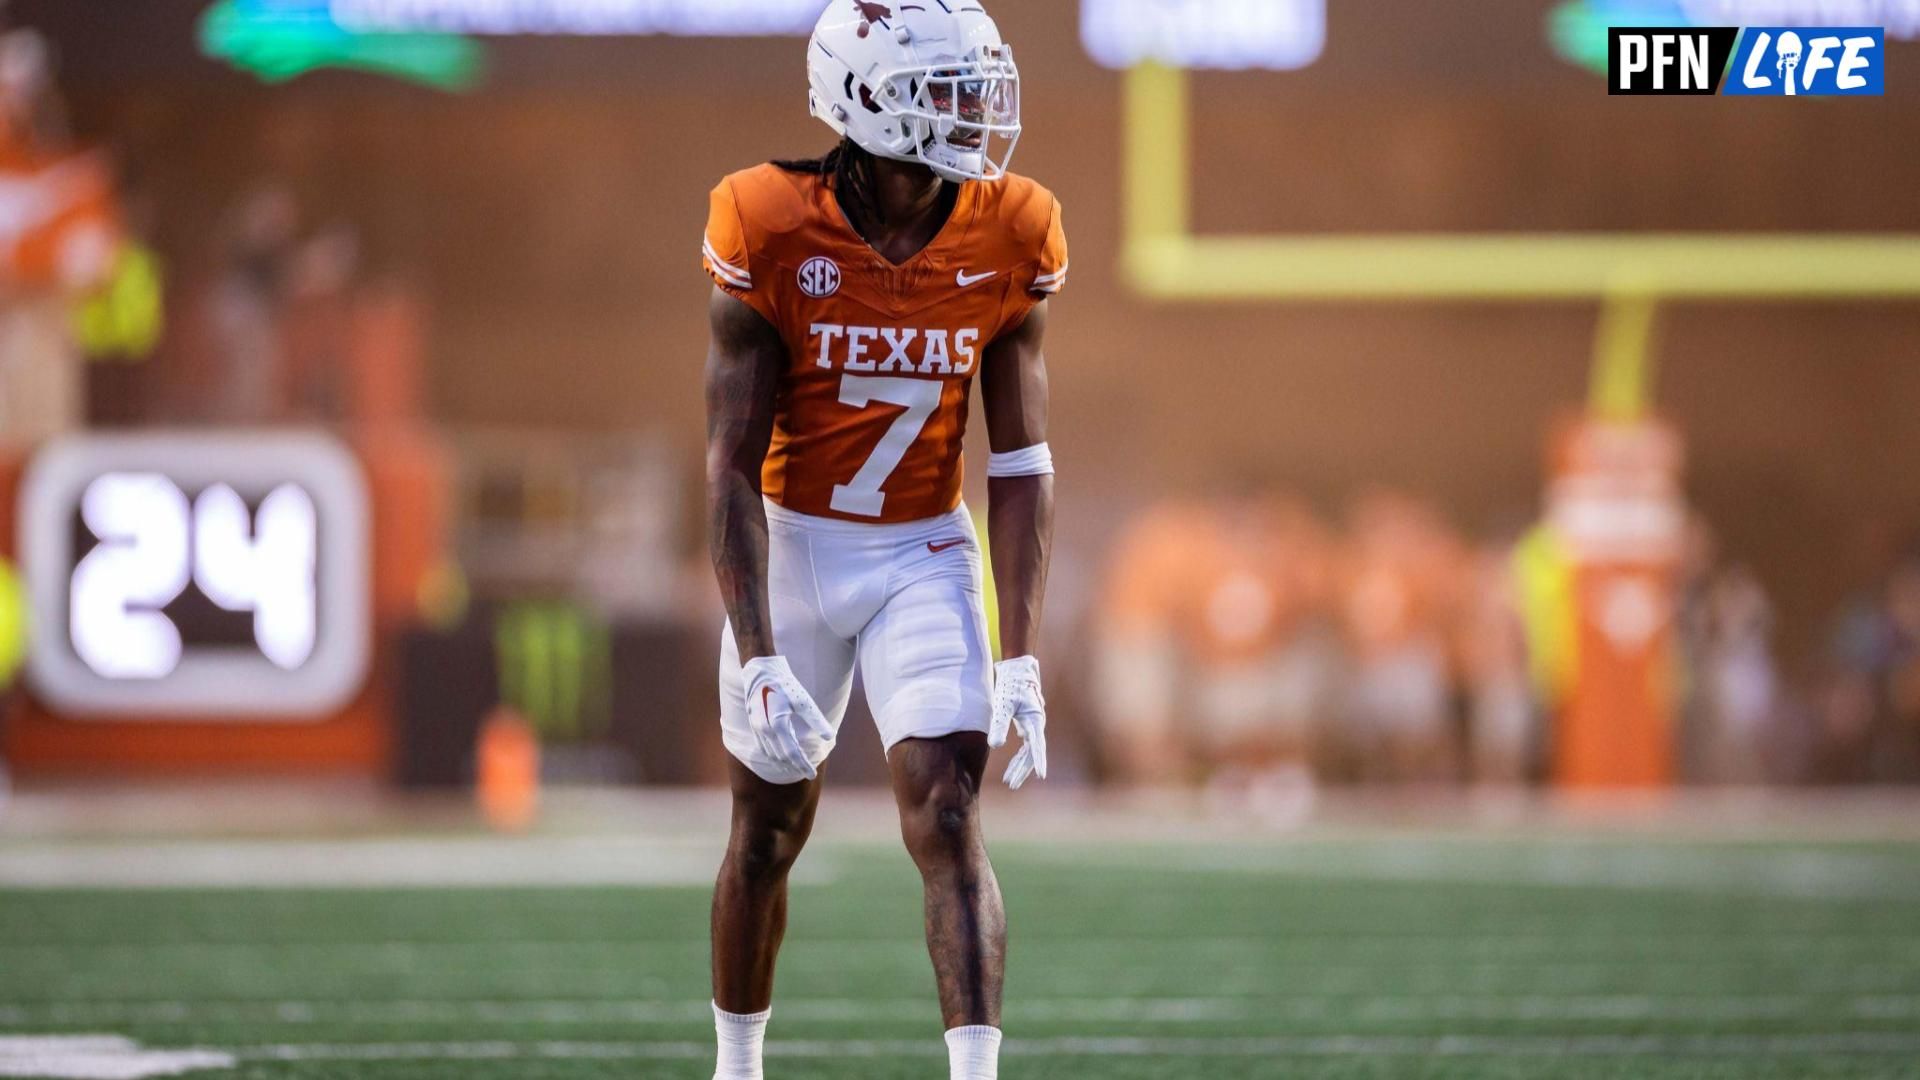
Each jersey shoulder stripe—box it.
[702,166,805,326]
[703,164,833,305]
[702,237,752,289]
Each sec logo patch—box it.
[798,256,841,298]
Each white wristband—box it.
[987,443,1054,478]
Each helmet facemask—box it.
[878,43,1021,182]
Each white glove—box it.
[742,656,835,781]
[988,655,1048,789]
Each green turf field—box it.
[5,835,1920,1078]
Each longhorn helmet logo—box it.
[853,1,891,37]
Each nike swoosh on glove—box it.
[742,655,835,781]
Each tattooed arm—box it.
[981,301,1055,788]
[981,300,1054,662]
[705,286,786,661]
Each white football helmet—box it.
[806,0,1021,183]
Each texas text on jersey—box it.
[702,163,1067,523]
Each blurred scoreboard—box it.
[2,430,450,774]
[19,433,370,718]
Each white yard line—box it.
[0,1036,234,1079]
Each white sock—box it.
[945,1025,1002,1080]
[713,1001,770,1080]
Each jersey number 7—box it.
[829,375,942,518]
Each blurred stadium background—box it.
[2,1,1920,1076]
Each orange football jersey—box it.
[703,163,1066,524]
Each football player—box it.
[700,2,1062,1077]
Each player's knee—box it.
[735,840,794,883]
[727,787,818,883]
[730,816,810,882]
[900,778,979,861]
[924,795,975,849]
[890,733,989,865]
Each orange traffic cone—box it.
[477,707,540,832]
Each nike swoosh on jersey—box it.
[955,269,998,287]
[927,538,968,553]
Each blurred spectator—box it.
[1675,514,1718,780]
[1880,555,1920,780]
[1814,549,1920,784]
[1454,534,1539,785]
[1091,487,1336,802]
[78,178,165,426]
[1687,564,1782,783]
[0,17,120,446]
[203,184,299,422]
[1330,493,1468,783]
[1510,522,1578,772]
[0,11,65,144]
[281,221,361,420]
[1820,592,1889,784]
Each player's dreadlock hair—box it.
[773,136,889,230]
